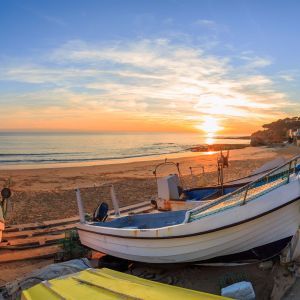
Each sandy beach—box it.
[1,145,300,299]
[1,145,299,225]
[0,147,299,224]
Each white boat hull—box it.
[78,199,300,263]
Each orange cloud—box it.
[0,39,296,134]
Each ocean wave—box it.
[152,143,175,145]
[0,149,188,164]
[0,132,248,166]
[0,152,85,157]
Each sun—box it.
[195,116,223,144]
[196,116,222,135]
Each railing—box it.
[185,155,300,223]
[153,158,185,190]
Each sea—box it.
[0,132,249,168]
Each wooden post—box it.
[287,161,292,184]
[242,186,249,205]
[217,165,221,185]
[220,163,224,196]
[110,185,120,217]
[75,188,85,224]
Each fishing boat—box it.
[153,156,287,211]
[77,155,300,263]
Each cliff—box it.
[250,117,300,146]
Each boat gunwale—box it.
[77,196,300,240]
[184,155,300,222]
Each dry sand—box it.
[0,145,300,299]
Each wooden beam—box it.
[3,224,76,239]
[0,245,62,263]
[4,216,80,232]
[0,233,65,247]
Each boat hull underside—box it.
[78,201,300,263]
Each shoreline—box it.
[0,143,249,171]
[0,146,295,189]
[0,149,214,171]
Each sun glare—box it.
[195,116,222,144]
[201,117,221,133]
[205,137,215,145]
[196,116,222,134]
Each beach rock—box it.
[250,117,300,146]
[221,281,255,300]
[250,129,285,146]
[259,260,274,271]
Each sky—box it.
[0,0,299,135]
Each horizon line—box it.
[0,130,250,137]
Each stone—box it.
[221,281,255,300]
[259,260,274,271]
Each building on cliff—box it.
[295,130,300,147]
[290,129,300,147]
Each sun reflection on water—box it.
[205,132,215,145]
[196,116,221,145]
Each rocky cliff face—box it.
[250,117,300,146]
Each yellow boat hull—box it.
[22,268,230,300]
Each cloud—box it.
[193,19,228,38]
[279,74,295,82]
[0,39,295,132]
[239,55,272,69]
[194,19,218,29]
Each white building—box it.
[293,129,300,147]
